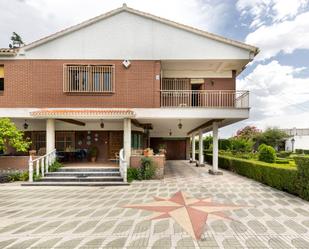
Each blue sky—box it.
[1,0,309,137]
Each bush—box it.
[258,144,276,163]
[127,157,157,182]
[127,167,140,182]
[296,149,304,154]
[275,158,290,164]
[205,154,298,196]
[303,150,309,155]
[294,157,309,200]
[140,157,156,180]
[277,151,292,158]
[49,161,62,172]
[228,138,253,152]
[219,139,231,150]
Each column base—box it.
[196,162,205,167]
[208,169,223,175]
[189,159,196,163]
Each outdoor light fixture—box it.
[169,129,172,136]
[100,120,104,129]
[122,59,131,69]
[178,119,183,129]
[23,120,29,130]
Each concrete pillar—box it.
[123,118,131,165]
[212,121,219,172]
[191,133,196,161]
[46,119,55,153]
[199,129,204,165]
[186,137,190,160]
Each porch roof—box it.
[30,109,135,119]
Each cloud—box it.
[0,0,228,47]
[245,11,309,60]
[237,0,309,28]
[237,60,309,127]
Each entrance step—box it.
[45,172,121,177]
[39,176,123,182]
[57,167,119,172]
[22,182,129,187]
[22,166,128,186]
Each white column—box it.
[123,118,131,165]
[191,133,196,161]
[46,119,55,153]
[199,129,204,165]
[212,121,219,172]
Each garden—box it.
[200,126,309,201]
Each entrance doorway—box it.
[191,84,202,107]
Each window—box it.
[0,65,4,91]
[64,65,114,93]
[56,132,75,151]
[31,132,46,151]
[132,133,143,149]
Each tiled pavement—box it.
[0,161,309,249]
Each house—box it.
[0,4,258,182]
[283,128,309,151]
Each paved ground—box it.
[0,161,309,249]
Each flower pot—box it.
[91,157,96,162]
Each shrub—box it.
[295,149,304,154]
[294,157,309,200]
[127,167,140,182]
[205,154,298,196]
[228,138,253,152]
[277,151,292,158]
[275,158,290,164]
[140,157,156,180]
[258,144,276,163]
[127,157,157,182]
[303,150,309,155]
[49,161,62,172]
[219,139,231,150]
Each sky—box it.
[0,0,309,137]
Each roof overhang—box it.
[30,109,136,119]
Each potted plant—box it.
[143,148,153,157]
[89,146,98,162]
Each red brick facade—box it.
[0,59,235,108]
[0,60,161,108]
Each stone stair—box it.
[22,167,129,186]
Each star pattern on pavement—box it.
[123,191,247,240]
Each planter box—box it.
[130,155,165,179]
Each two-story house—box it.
[0,4,258,182]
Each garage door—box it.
[150,138,186,160]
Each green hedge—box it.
[294,157,309,200]
[205,154,299,196]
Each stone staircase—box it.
[22,167,129,186]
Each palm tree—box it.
[9,32,24,48]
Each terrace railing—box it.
[119,148,127,183]
[160,90,249,108]
[28,149,56,182]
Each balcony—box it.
[160,90,249,108]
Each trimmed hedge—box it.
[294,157,309,200]
[205,154,299,196]
[258,144,276,163]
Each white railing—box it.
[28,149,56,182]
[160,90,249,108]
[119,148,127,183]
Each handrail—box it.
[28,149,57,182]
[119,148,127,183]
[160,90,249,108]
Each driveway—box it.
[0,161,309,248]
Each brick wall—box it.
[0,60,161,108]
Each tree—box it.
[0,118,31,152]
[235,126,261,140]
[255,127,288,149]
[9,32,24,48]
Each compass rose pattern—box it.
[124,191,247,240]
